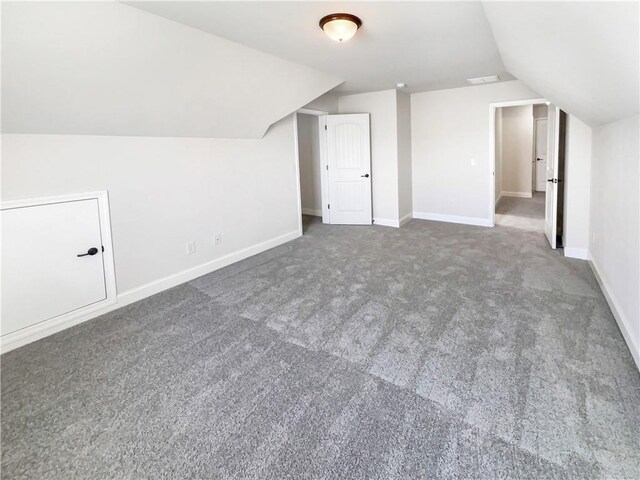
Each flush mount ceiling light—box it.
[319,13,362,42]
[396,83,407,89]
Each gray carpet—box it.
[2,214,639,479]
[496,192,545,231]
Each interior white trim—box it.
[589,259,640,370]
[501,191,533,198]
[302,208,322,217]
[373,217,400,228]
[489,98,547,227]
[564,247,589,260]
[413,211,492,227]
[399,212,413,227]
[1,228,300,353]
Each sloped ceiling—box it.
[125,1,514,94]
[1,1,341,138]
[483,1,639,127]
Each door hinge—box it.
[326,165,329,170]
[324,125,327,130]
[327,204,330,210]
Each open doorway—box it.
[494,103,546,231]
[295,110,373,232]
[491,99,567,248]
[295,111,324,233]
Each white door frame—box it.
[293,108,329,235]
[1,191,117,352]
[489,98,547,227]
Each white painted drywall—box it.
[563,115,592,257]
[1,115,300,295]
[1,1,340,138]
[411,80,540,222]
[589,115,639,365]
[483,1,639,127]
[303,92,340,114]
[500,105,533,197]
[339,90,400,224]
[495,108,503,202]
[533,104,548,119]
[397,91,413,221]
[297,114,323,215]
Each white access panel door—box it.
[544,105,560,248]
[1,199,107,335]
[535,118,548,191]
[325,114,372,225]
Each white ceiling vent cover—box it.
[466,75,500,85]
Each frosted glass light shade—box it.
[319,14,362,42]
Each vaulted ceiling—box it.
[126,1,514,94]
[2,1,637,138]
[1,1,341,138]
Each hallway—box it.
[495,192,545,232]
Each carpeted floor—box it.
[495,192,545,231]
[2,213,639,479]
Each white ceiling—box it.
[125,1,515,94]
[484,1,639,127]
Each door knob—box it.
[77,247,99,257]
[361,174,370,178]
[536,158,543,161]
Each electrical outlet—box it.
[214,233,222,246]
[186,241,196,255]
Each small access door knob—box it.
[77,247,99,257]
[361,174,370,178]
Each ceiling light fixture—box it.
[319,13,362,42]
[396,83,407,89]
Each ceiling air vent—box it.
[466,75,500,85]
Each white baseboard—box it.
[589,259,639,370]
[501,191,533,198]
[1,229,301,354]
[564,247,589,260]
[399,212,413,227]
[301,208,322,217]
[373,217,400,228]
[413,211,492,227]
[495,194,503,204]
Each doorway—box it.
[295,111,324,233]
[295,110,373,232]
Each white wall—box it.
[533,104,548,119]
[1,116,300,296]
[396,91,413,222]
[500,105,533,197]
[563,115,592,258]
[339,90,400,225]
[297,114,322,215]
[589,115,639,366]
[1,1,340,139]
[303,92,340,114]
[411,80,540,224]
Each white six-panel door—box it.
[1,198,108,336]
[324,114,372,225]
